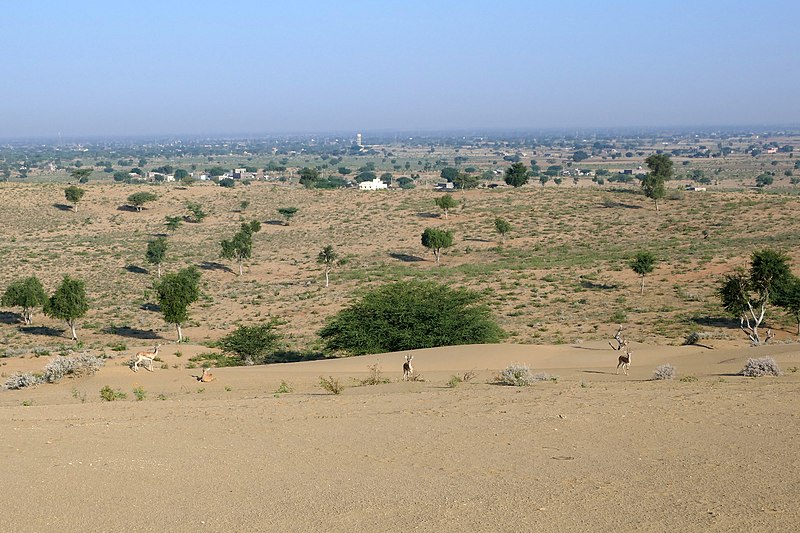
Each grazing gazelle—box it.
[616,345,632,375]
[402,355,414,381]
[133,344,161,372]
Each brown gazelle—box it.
[402,355,414,381]
[133,344,161,372]
[616,345,632,375]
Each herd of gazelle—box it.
[130,329,630,378]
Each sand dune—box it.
[1,342,799,532]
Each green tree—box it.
[277,207,298,225]
[174,169,189,181]
[298,167,320,187]
[775,275,800,335]
[44,275,89,341]
[629,251,656,295]
[165,215,183,232]
[440,167,459,182]
[641,154,673,211]
[155,266,201,342]
[186,202,206,222]
[434,194,458,219]
[146,237,168,278]
[755,173,774,187]
[221,220,262,276]
[127,191,158,212]
[70,168,93,184]
[64,185,85,212]
[452,172,479,190]
[219,323,283,365]
[718,249,791,345]
[318,281,505,355]
[504,162,528,187]
[572,150,589,162]
[494,217,512,243]
[539,175,550,187]
[421,227,454,264]
[2,276,47,325]
[317,245,341,288]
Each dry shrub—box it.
[653,364,676,380]
[741,357,781,377]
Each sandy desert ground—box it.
[1,342,798,532]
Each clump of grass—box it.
[275,380,293,394]
[133,386,146,401]
[446,375,463,388]
[4,372,43,390]
[42,353,104,383]
[359,363,390,386]
[319,376,344,395]
[683,332,700,346]
[741,357,781,377]
[679,375,698,382]
[100,385,127,401]
[496,363,535,386]
[653,364,677,380]
[71,387,87,403]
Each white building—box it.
[359,178,388,190]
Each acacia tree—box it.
[494,217,512,243]
[421,228,454,264]
[317,245,339,288]
[641,154,673,211]
[775,275,800,335]
[127,191,158,211]
[221,220,262,276]
[64,186,85,212]
[504,162,529,187]
[434,194,458,219]
[2,276,47,324]
[146,237,168,278]
[277,207,298,225]
[44,275,89,341]
[155,267,200,342]
[629,252,656,295]
[70,168,93,183]
[718,249,791,345]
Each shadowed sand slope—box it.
[1,343,799,532]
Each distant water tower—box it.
[356,133,363,146]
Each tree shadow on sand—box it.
[389,252,425,263]
[689,315,740,331]
[19,325,65,337]
[125,264,149,275]
[0,311,22,324]
[102,326,162,340]
[53,203,74,212]
[416,212,440,219]
[140,303,160,312]
[199,261,233,273]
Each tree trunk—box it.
[23,308,32,325]
[796,319,799,336]
[73,203,78,213]
[157,264,162,278]
[435,249,441,264]
[655,200,660,212]
[176,323,183,342]
[238,261,243,276]
[324,268,330,288]
[444,208,448,219]
[68,320,78,341]
[640,275,645,295]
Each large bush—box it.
[219,323,282,365]
[319,281,505,355]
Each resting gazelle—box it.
[133,344,161,372]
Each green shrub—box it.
[100,385,127,401]
[218,322,282,365]
[319,281,505,355]
[319,376,344,395]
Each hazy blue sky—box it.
[1,0,798,137]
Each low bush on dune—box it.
[3,352,104,390]
[319,281,505,355]
[495,364,558,386]
[652,364,677,380]
[741,357,781,377]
